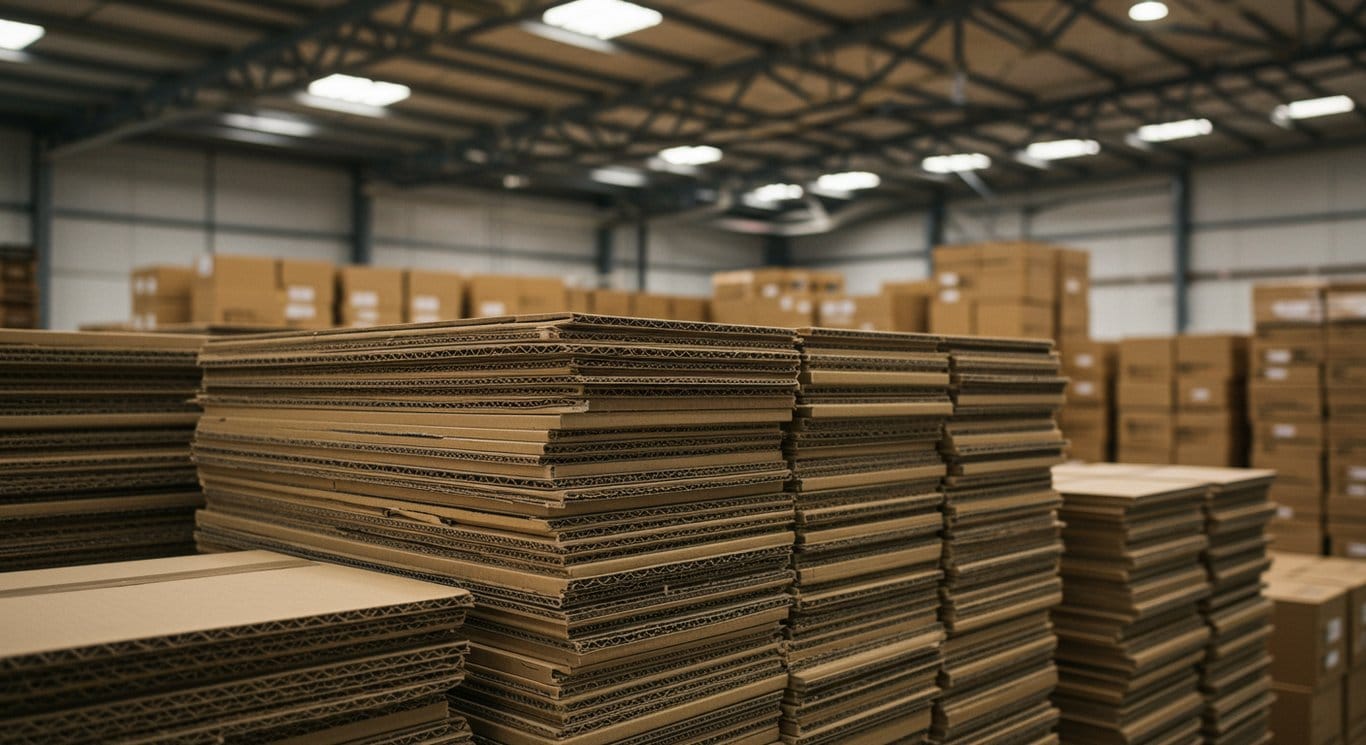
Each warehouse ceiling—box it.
[2,0,1365,219]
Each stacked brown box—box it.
[814,294,893,330]
[278,259,336,329]
[589,288,636,316]
[1285,556,1366,745]
[929,242,1089,341]
[881,279,935,332]
[711,267,836,327]
[1262,567,1352,745]
[465,274,568,317]
[1116,336,1176,463]
[131,265,194,329]
[403,268,464,324]
[0,251,37,328]
[1252,281,1329,554]
[929,246,979,335]
[1326,282,1366,558]
[192,254,286,326]
[336,266,403,327]
[1175,334,1249,466]
[1059,340,1116,462]
[1055,248,1091,345]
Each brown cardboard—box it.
[882,280,934,332]
[671,297,709,322]
[1347,664,1366,736]
[1294,560,1366,670]
[632,293,672,319]
[1253,363,1325,387]
[132,265,195,326]
[1119,336,1175,382]
[1329,519,1366,560]
[466,274,567,317]
[1329,439,1366,519]
[1177,376,1243,410]
[1255,280,1327,326]
[1118,381,1174,410]
[590,289,636,316]
[278,259,337,329]
[933,246,981,292]
[192,254,285,326]
[930,291,973,335]
[711,295,813,326]
[403,269,464,324]
[338,265,403,312]
[1271,682,1343,745]
[1265,577,1349,688]
[1176,334,1248,377]
[1059,339,1116,377]
[1327,282,1366,323]
[712,268,805,301]
[808,271,844,296]
[976,243,1056,303]
[1175,410,1245,466]
[1250,383,1324,419]
[1253,416,1324,450]
[1269,516,1327,554]
[974,300,1053,340]
[564,288,592,313]
[815,294,892,330]
[517,277,570,315]
[1254,325,1326,366]
[1066,375,1110,406]
[1055,248,1089,306]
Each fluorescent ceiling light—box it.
[1128,1,1168,22]
[543,0,662,40]
[293,93,389,118]
[1136,117,1212,142]
[307,73,410,107]
[1024,138,1100,161]
[816,171,881,191]
[658,145,722,166]
[750,183,804,203]
[921,153,990,174]
[591,166,647,188]
[0,18,43,50]
[1273,94,1355,123]
[221,113,317,138]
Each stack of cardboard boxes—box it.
[465,273,567,317]
[1116,336,1176,463]
[583,288,710,321]
[403,269,464,324]
[1265,553,1366,745]
[191,255,335,329]
[1175,334,1249,466]
[1058,340,1116,462]
[336,266,403,327]
[1,252,37,328]
[1326,283,1366,557]
[927,242,1089,341]
[711,268,847,327]
[131,265,194,329]
[1250,281,1329,554]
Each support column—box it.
[1172,167,1192,333]
[595,225,614,288]
[635,218,648,291]
[30,135,52,329]
[350,167,373,265]
[925,190,946,274]
[763,235,790,266]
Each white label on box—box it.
[1349,484,1366,498]
[1272,423,1297,439]
[414,313,440,324]
[197,255,213,277]
[859,321,875,330]
[1349,466,1366,481]
[287,285,315,303]
[284,303,316,320]
[1191,387,1211,403]
[1276,506,1294,519]
[477,301,506,317]
[939,271,960,288]
[1272,298,1317,320]
[762,283,779,298]
[1328,617,1344,643]
[145,277,157,295]
[1350,542,1366,558]
[780,295,795,311]
[1065,277,1081,294]
[1326,649,1341,672]
[413,295,440,313]
[1075,353,1095,369]
[350,290,379,308]
[1266,349,1292,364]
[1265,367,1288,381]
[1075,381,1095,396]
[356,308,378,322]
[1328,293,1366,320]
[940,288,961,303]
[797,299,812,314]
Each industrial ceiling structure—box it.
[2,0,1365,221]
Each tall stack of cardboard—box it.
[1,250,37,328]
[1250,281,1329,554]
[337,266,404,327]
[0,551,475,743]
[1175,335,1249,467]
[1325,283,1366,557]
[711,268,845,327]
[1059,340,1117,462]
[1049,472,1212,745]
[1117,336,1176,463]
[404,269,465,324]
[0,329,203,571]
[931,335,1067,743]
[781,328,952,743]
[929,243,1089,341]
[130,265,195,329]
[192,314,801,744]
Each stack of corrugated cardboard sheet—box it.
[1050,471,1212,745]
[782,328,952,744]
[0,329,203,571]
[0,550,474,744]
[191,314,800,745]
[931,335,1068,743]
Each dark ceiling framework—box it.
[4,0,1366,216]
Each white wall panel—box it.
[1091,284,1174,339]
[1187,279,1254,334]
[215,154,346,231]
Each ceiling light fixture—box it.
[816,171,881,191]
[1023,138,1101,161]
[750,183,804,203]
[1135,117,1213,142]
[306,73,410,107]
[220,113,317,138]
[591,166,648,188]
[657,145,722,166]
[921,153,991,174]
[1128,1,1169,22]
[542,0,662,40]
[1273,94,1356,124]
[0,18,44,50]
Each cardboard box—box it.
[466,274,567,317]
[929,291,973,335]
[1175,410,1245,466]
[1266,577,1349,688]
[816,294,892,330]
[403,269,463,324]
[1066,375,1110,406]
[1329,442,1366,520]
[632,293,672,319]
[1253,416,1324,450]
[976,243,1056,303]
[709,294,812,327]
[1118,381,1174,409]
[712,268,806,301]
[973,300,1053,339]
[1328,344,1366,386]
[591,289,636,316]
[131,266,195,322]
[1177,376,1243,410]
[808,271,844,295]
[276,259,336,328]
[933,245,981,293]
[565,288,592,313]
[1293,558,1366,670]
[337,266,402,327]
[671,297,708,322]
[1269,515,1327,554]
[1255,280,1327,326]
[1118,409,1174,450]
[1329,519,1366,560]
[1254,444,1325,504]
[1119,336,1174,382]
[518,276,568,315]
[192,254,285,325]
[1057,301,1089,342]
[1249,381,1324,419]
[1061,405,1110,462]
[882,280,935,333]
[1327,282,1366,323]
[1253,363,1324,387]
[1055,247,1089,306]
[1255,325,1327,365]
[1059,340,1116,378]
[1348,666,1366,741]
[1176,333,1247,377]
[1271,682,1343,745]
